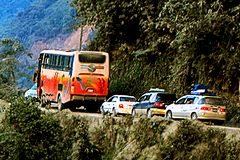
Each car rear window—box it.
[156,94,177,104]
[199,97,224,106]
[120,97,136,102]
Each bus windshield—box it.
[79,53,106,63]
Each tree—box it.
[0,38,26,99]
[0,38,24,80]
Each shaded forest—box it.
[72,0,240,99]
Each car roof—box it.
[183,95,222,99]
[146,88,165,92]
[142,92,175,96]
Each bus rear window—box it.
[79,54,106,63]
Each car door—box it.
[141,94,152,114]
[111,96,119,111]
[134,95,145,114]
[104,96,117,112]
[171,97,187,118]
[182,96,196,118]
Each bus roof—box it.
[40,50,108,56]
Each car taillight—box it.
[200,106,211,111]
[153,102,165,108]
[219,107,225,112]
[119,104,123,108]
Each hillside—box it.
[0,0,93,88]
[0,0,75,47]
[0,0,34,25]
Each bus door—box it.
[36,53,43,97]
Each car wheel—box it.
[147,109,152,118]
[166,111,172,119]
[112,108,116,117]
[191,113,198,120]
[69,106,77,112]
[132,109,136,117]
[57,95,64,111]
[100,105,105,115]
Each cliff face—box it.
[30,26,95,61]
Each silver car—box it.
[165,95,226,124]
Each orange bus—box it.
[36,50,109,112]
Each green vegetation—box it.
[72,0,240,97]
[1,98,240,159]
[71,0,240,122]
[0,0,75,46]
[0,39,28,100]
[0,0,34,25]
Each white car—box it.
[165,95,226,124]
[24,83,37,98]
[100,95,136,116]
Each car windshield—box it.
[157,94,176,104]
[203,97,224,106]
[120,97,136,102]
[31,84,37,90]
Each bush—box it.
[59,113,101,160]
[159,120,228,160]
[1,97,65,160]
[1,98,240,159]
[225,95,240,126]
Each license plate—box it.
[212,108,217,112]
[88,89,94,92]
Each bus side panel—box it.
[59,75,71,104]
[41,69,66,102]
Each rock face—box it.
[30,25,95,61]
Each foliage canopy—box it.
[72,0,240,97]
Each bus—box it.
[36,50,109,112]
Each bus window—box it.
[56,55,63,71]
[63,56,70,71]
[43,54,50,69]
[79,53,106,63]
[49,54,54,69]
[52,55,57,69]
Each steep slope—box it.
[0,0,90,88]
[0,0,75,47]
